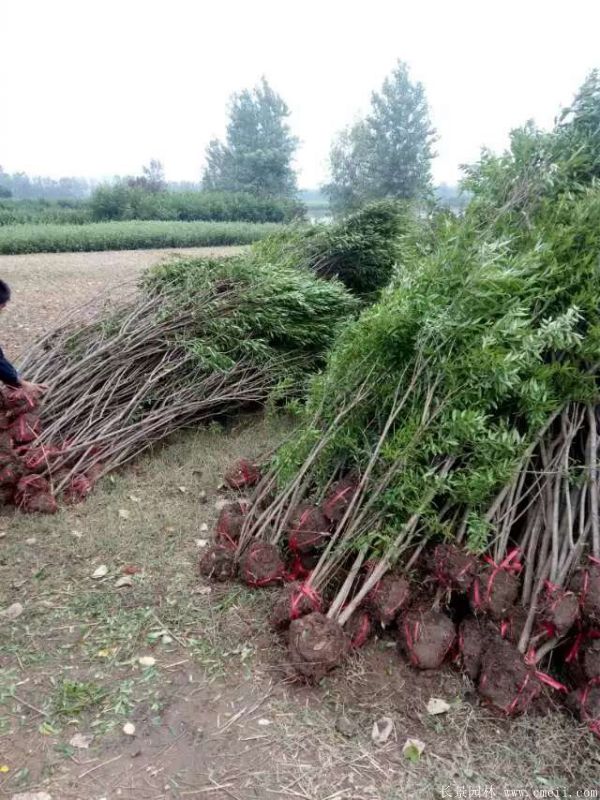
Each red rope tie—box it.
[483,548,522,603]
[350,613,371,648]
[506,673,530,715]
[534,670,567,693]
[288,583,322,619]
[404,620,421,667]
[285,555,310,582]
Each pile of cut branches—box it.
[199,73,600,731]
[12,255,356,502]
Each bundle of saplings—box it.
[200,73,600,730]
[252,199,424,298]
[10,255,357,507]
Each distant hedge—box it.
[0,191,306,227]
[0,199,92,226]
[89,187,305,224]
[0,220,282,254]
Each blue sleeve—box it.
[0,346,20,388]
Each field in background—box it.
[0,220,280,255]
[0,249,596,799]
[0,245,244,359]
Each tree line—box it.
[2,59,440,215]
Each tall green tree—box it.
[202,78,298,197]
[325,61,436,212]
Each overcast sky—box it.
[1,0,599,188]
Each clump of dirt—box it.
[288,612,348,681]
[430,543,478,592]
[399,607,456,670]
[239,541,285,587]
[368,573,411,626]
[582,637,600,681]
[322,476,358,523]
[500,605,528,646]
[570,562,600,625]
[345,609,373,649]
[14,474,57,514]
[472,564,520,620]
[215,500,249,549]
[286,504,330,554]
[223,458,261,490]
[198,544,237,582]
[270,581,322,630]
[62,473,93,504]
[537,587,579,636]
[566,679,600,737]
[10,412,41,444]
[458,616,486,680]
[478,635,541,716]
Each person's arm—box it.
[0,346,47,397]
[0,345,21,388]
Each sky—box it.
[1,0,599,189]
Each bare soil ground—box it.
[0,250,598,800]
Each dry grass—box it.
[0,414,597,800]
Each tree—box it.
[127,159,166,193]
[325,61,436,213]
[202,78,298,197]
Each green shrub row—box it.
[0,191,306,227]
[0,220,282,255]
[89,187,305,224]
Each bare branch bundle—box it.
[18,255,357,495]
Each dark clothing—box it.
[0,345,19,387]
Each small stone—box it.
[25,537,37,545]
[427,697,451,715]
[138,656,156,667]
[115,576,134,589]
[69,732,93,749]
[335,716,356,737]
[91,565,108,579]
[371,716,394,745]
[199,523,209,533]
[198,490,208,504]
[0,602,24,621]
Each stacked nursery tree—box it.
[203,72,600,731]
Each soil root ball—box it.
[477,636,541,716]
[14,475,57,514]
[322,476,358,523]
[368,573,410,626]
[286,503,330,554]
[399,607,456,669]
[499,606,528,645]
[223,458,261,490]
[239,541,285,588]
[459,616,486,680]
[270,581,323,630]
[345,609,373,649]
[198,544,237,582]
[566,679,600,737]
[288,612,348,681]
[471,562,520,620]
[582,637,600,681]
[10,412,42,445]
[570,562,600,625]
[538,585,580,636]
[215,500,249,549]
[430,544,478,592]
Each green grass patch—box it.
[0,219,283,254]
